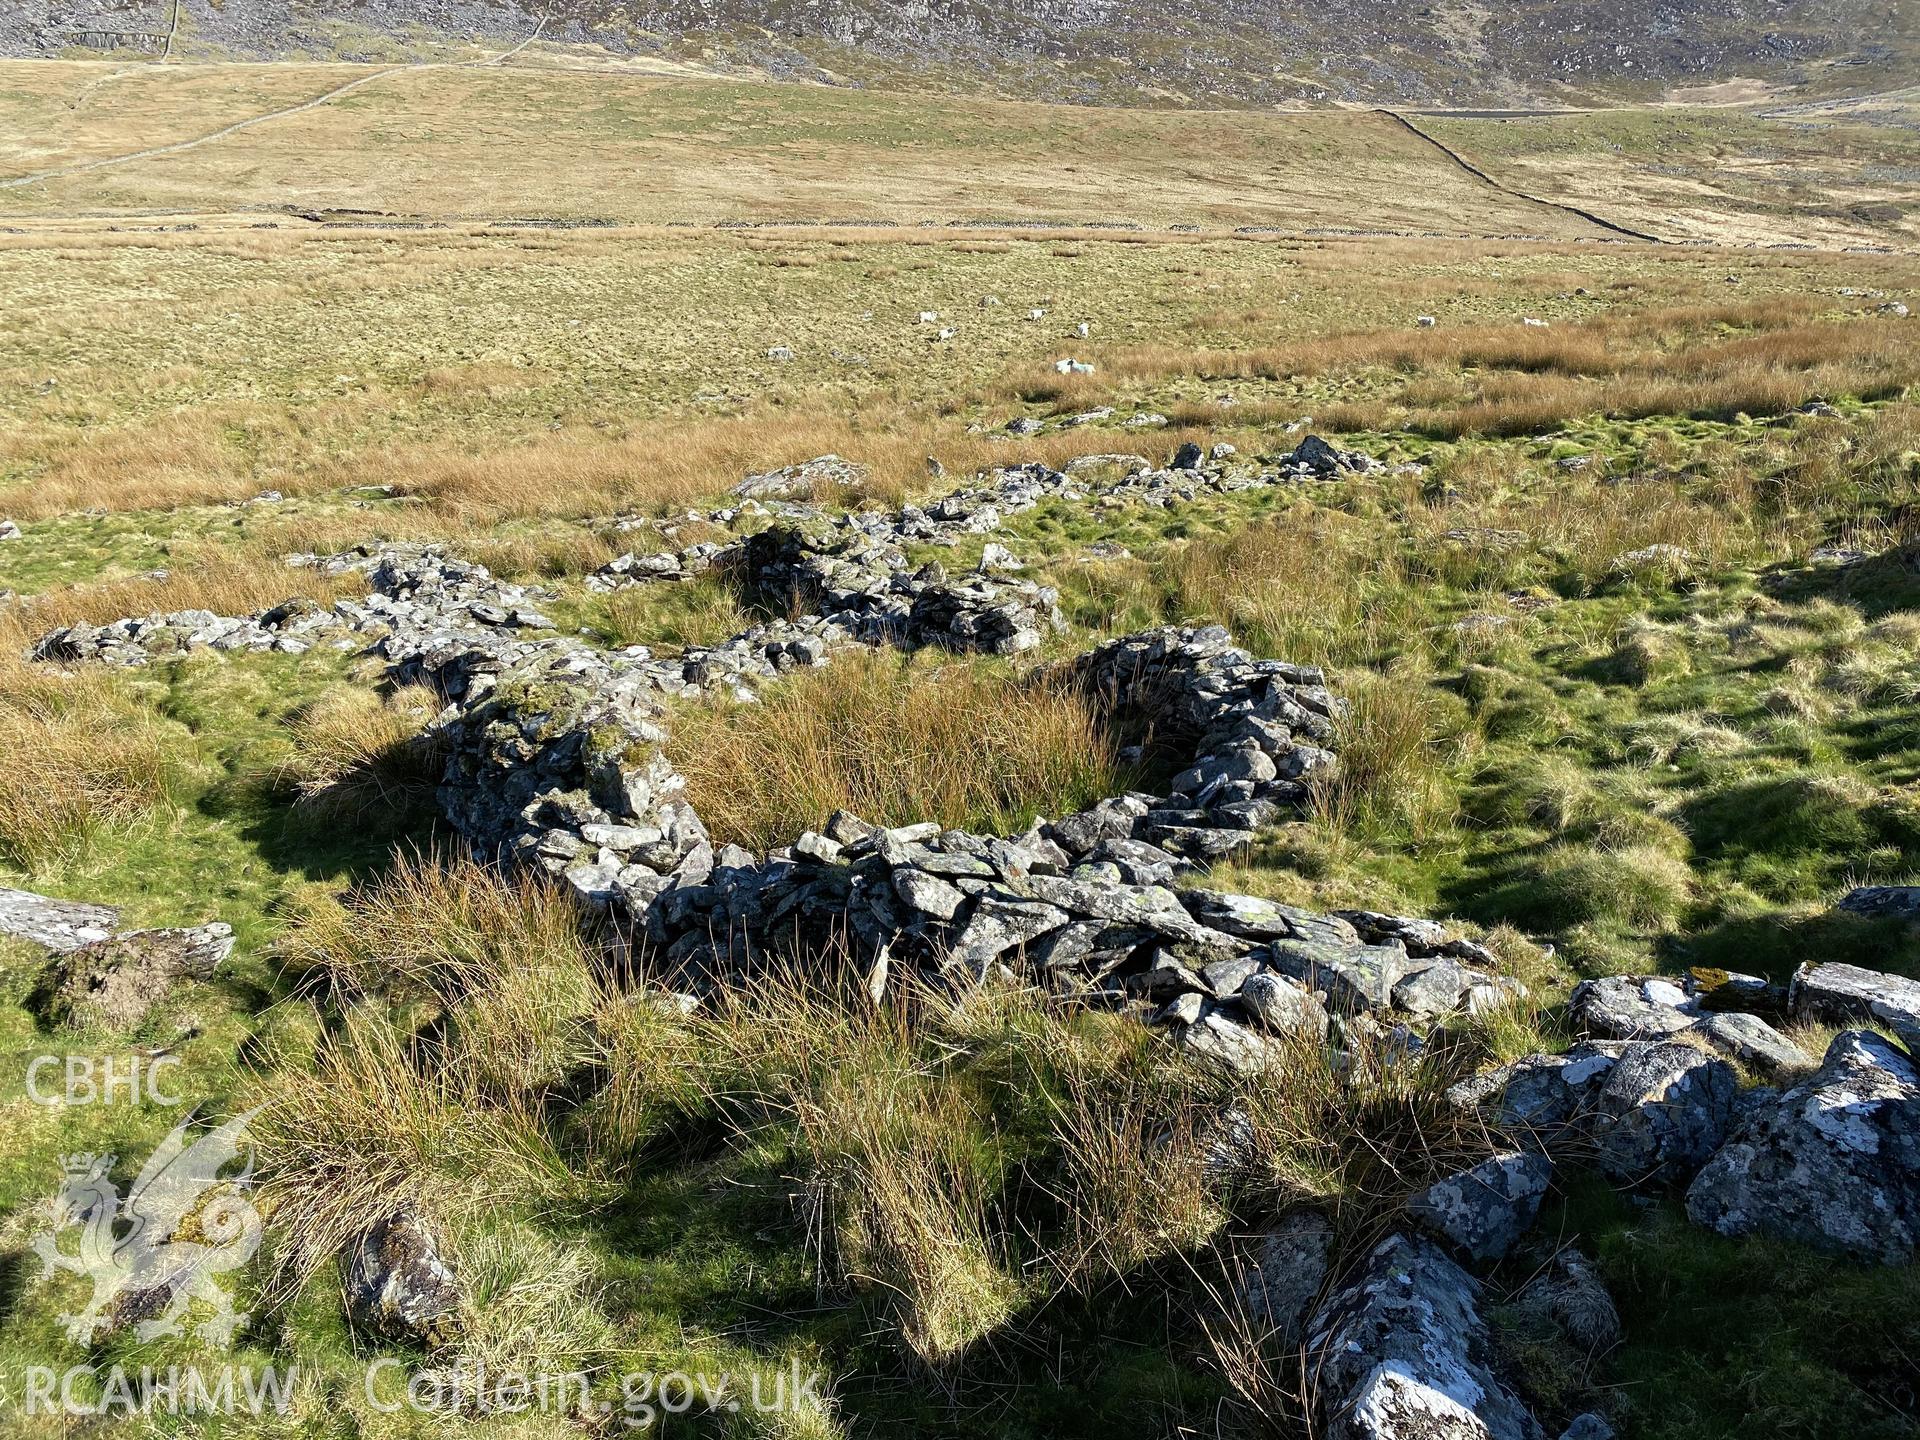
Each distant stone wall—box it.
[69,28,167,50]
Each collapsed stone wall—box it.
[406,617,1528,1068]
[29,441,1920,1437]
[26,444,1526,1053]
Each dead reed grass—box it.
[669,649,1137,850]
[1010,303,1920,437]
[268,683,444,825]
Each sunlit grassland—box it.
[2,220,1915,548]
[0,59,1593,233]
[0,97,1917,1438]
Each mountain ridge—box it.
[9,0,1916,107]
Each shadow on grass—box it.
[219,780,445,888]
[1765,545,1920,619]
[587,1136,1226,1438]
[1536,1175,1920,1440]
[1657,908,1920,989]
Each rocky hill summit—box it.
[11,0,1916,105]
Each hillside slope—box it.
[7,0,1917,106]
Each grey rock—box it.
[1406,1152,1552,1263]
[1202,954,1264,997]
[1157,990,1207,1026]
[1183,891,1312,941]
[1393,958,1476,1019]
[1696,1010,1811,1076]
[1268,937,1410,1013]
[1240,971,1330,1040]
[1588,1041,1737,1186]
[1790,960,1920,1049]
[1048,796,1148,855]
[1306,1231,1545,1440]
[1836,886,1920,921]
[947,896,1070,973]
[1021,876,1213,945]
[1569,974,1699,1039]
[1334,909,1451,951]
[734,455,867,500]
[344,1210,462,1348]
[1136,953,1208,1000]
[824,808,876,845]
[1447,1044,1624,1135]
[791,831,844,865]
[1089,836,1180,885]
[1181,1012,1281,1076]
[1686,1030,1920,1263]
[0,885,120,952]
[1236,1209,1335,1344]
[893,867,967,920]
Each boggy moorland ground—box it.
[2,62,1920,1440]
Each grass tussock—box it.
[281,853,589,1002]
[280,855,600,1094]
[670,649,1139,849]
[1073,506,1419,668]
[1044,1057,1226,1289]
[0,663,187,868]
[693,969,1022,1368]
[250,1014,594,1303]
[270,683,444,824]
[600,576,753,650]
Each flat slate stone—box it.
[1268,936,1410,1013]
[1306,1231,1545,1440]
[1790,961,1920,1049]
[1406,1152,1553,1263]
[1835,886,1920,921]
[1588,1041,1737,1186]
[1697,1010,1812,1076]
[0,886,120,953]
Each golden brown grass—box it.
[1044,1056,1224,1290]
[1012,302,1920,438]
[269,682,443,824]
[350,410,1237,526]
[1074,504,1422,668]
[691,967,1023,1368]
[799,1074,1021,1367]
[1311,668,1465,839]
[0,63,1600,235]
[669,649,1137,849]
[279,852,593,1009]
[250,1012,593,1304]
[0,395,1222,531]
[1,546,364,634]
[256,859,611,1294]
[0,657,186,869]
[278,854,605,1100]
